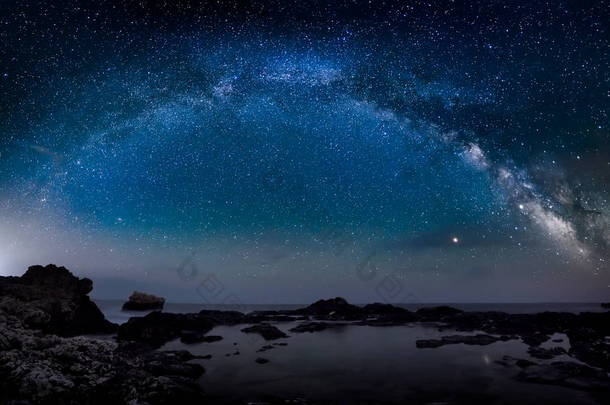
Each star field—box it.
[0,0,608,302]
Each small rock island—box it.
[122,291,166,311]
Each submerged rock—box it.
[496,355,537,369]
[180,332,223,344]
[255,357,270,364]
[257,345,275,353]
[521,333,550,347]
[527,346,567,360]
[241,323,288,340]
[122,291,165,311]
[416,334,513,348]
[117,311,215,348]
[290,322,347,333]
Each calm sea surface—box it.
[95,300,608,404]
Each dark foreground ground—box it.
[1,265,609,404]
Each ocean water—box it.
[95,300,607,403]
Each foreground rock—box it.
[0,324,206,404]
[517,361,610,392]
[0,264,117,336]
[241,323,288,340]
[416,334,514,348]
[0,265,206,404]
[122,291,165,311]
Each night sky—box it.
[0,0,608,303]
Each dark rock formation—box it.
[0,325,206,404]
[117,311,215,348]
[122,291,165,311]
[517,361,610,392]
[255,357,270,364]
[527,346,567,360]
[294,297,363,320]
[362,302,409,315]
[180,332,223,344]
[356,303,419,325]
[521,333,550,347]
[0,264,117,336]
[241,323,288,340]
[198,309,246,324]
[416,334,513,348]
[415,306,464,321]
[0,265,206,404]
[496,355,537,369]
[290,322,347,333]
[601,302,610,309]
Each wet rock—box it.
[241,323,288,340]
[290,322,346,333]
[601,303,610,309]
[521,333,550,347]
[255,357,270,364]
[516,361,610,392]
[257,345,275,353]
[362,303,409,315]
[569,337,610,371]
[197,310,246,324]
[122,291,165,311]
[357,311,419,326]
[416,334,513,348]
[527,346,567,360]
[495,355,537,369]
[143,350,206,378]
[180,332,223,344]
[244,313,297,323]
[516,359,537,368]
[294,297,363,319]
[117,311,215,348]
[415,306,464,321]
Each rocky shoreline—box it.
[2,265,610,404]
[0,265,207,404]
